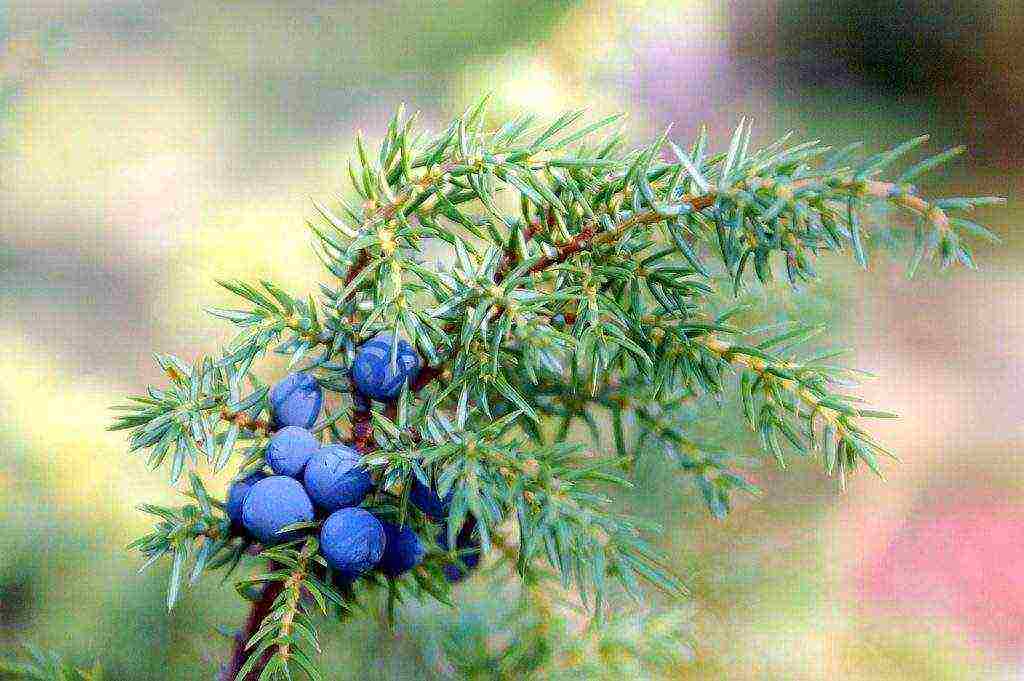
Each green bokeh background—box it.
[1,1,1020,678]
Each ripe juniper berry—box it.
[303,444,373,512]
[351,333,421,401]
[269,372,322,428]
[320,507,386,579]
[409,476,453,521]
[225,471,267,528]
[378,522,425,577]
[265,426,319,478]
[438,522,481,583]
[241,476,315,545]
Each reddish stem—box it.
[409,365,445,393]
[219,407,271,435]
[528,193,718,274]
[219,563,284,681]
[350,380,375,454]
[343,250,370,287]
[494,209,548,281]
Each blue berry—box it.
[351,334,421,401]
[320,508,385,579]
[241,476,314,544]
[225,471,267,527]
[303,444,373,512]
[438,524,481,583]
[265,426,319,478]
[269,372,322,429]
[378,522,425,577]
[408,476,453,521]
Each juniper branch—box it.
[112,101,1005,681]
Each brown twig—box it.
[494,209,550,281]
[349,381,400,454]
[219,563,284,681]
[528,193,718,274]
[343,250,370,287]
[220,407,271,436]
[337,164,465,455]
[338,161,460,315]
[345,176,923,427]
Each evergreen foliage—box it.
[101,97,1003,679]
[0,646,103,681]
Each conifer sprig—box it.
[107,99,1004,680]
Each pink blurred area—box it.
[629,5,774,141]
[861,496,1024,655]
[833,267,1024,666]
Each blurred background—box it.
[0,0,1020,678]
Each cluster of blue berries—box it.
[224,334,478,584]
[225,367,422,581]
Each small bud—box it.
[928,206,950,230]
[377,226,397,256]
